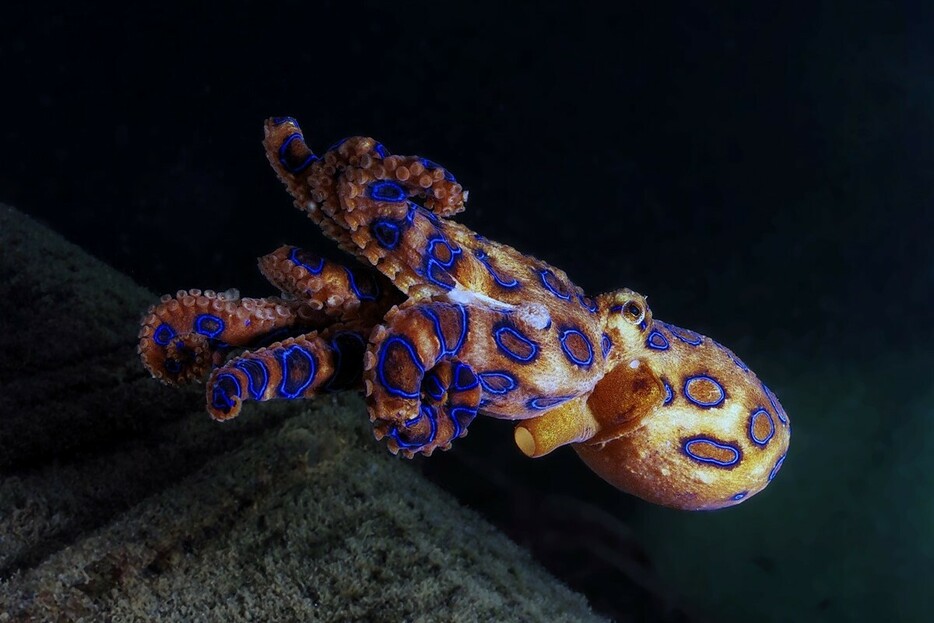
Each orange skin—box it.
[139,117,789,511]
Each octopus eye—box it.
[622,301,645,324]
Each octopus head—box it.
[578,292,790,510]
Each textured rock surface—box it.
[0,205,605,622]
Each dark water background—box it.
[3,1,932,621]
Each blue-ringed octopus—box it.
[138,117,790,511]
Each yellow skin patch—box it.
[138,116,790,511]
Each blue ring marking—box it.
[368,180,407,203]
[477,371,518,394]
[420,305,468,357]
[731,491,748,501]
[343,267,379,302]
[374,142,388,158]
[277,344,317,399]
[420,158,457,182]
[233,359,269,400]
[452,363,478,391]
[609,304,624,314]
[424,237,462,291]
[577,295,598,313]
[164,359,182,374]
[278,133,318,173]
[474,249,519,289]
[683,374,726,408]
[528,395,573,411]
[153,323,176,346]
[539,269,572,300]
[646,329,669,350]
[683,437,741,468]
[427,236,461,268]
[211,373,242,412]
[326,137,348,152]
[749,408,775,446]
[559,328,594,367]
[371,218,401,249]
[769,453,786,481]
[763,383,788,424]
[194,314,225,338]
[426,260,456,290]
[423,371,446,401]
[601,333,612,359]
[390,404,438,449]
[493,325,539,363]
[662,378,674,405]
[376,335,424,399]
[662,322,703,346]
[325,331,366,391]
[271,116,297,126]
[288,247,325,274]
[449,406,477,438]
[449,305,468,356]
[638,319,647,332]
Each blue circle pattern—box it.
[493,325,538,363]
[278,133,319,174]
[391,404,438,449]
[449,406,477,438]
[559,328,594,367]
[153,323,176,346]
[683,437,741,468]
[289,247,325,274]
[194,314,225,338]
[477,371,518,394]
[474,249,519,289]
[211,373,242,412]
[368,180,407,203]
[578,295,598,313]
[277,345,317,399]
[748,408,775,446]
[342,267,380,302]
[601,334,612,359]
[663,322,703,346]
[452,363,479,391]
[424,235,462,290]
[423,371,446,401]
[646,329,669,350]
[539,269,572,300]
[420,304,467,357]
[371,219,401,249]
[683,374,726,408]
[234,359,269,400]
[377,336,424,399]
